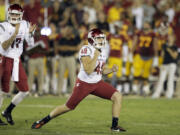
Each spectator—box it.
[143,0,156,26]
[0,0,5,21]
[83,1,97,24]
[131,0,144,29]
[71,2,85,29]
[27,30,49,97]
[55,26,80,95]
[173,2,180,97]
[48,0,65,27]
[164,1,175,23]
[23,0,43,25]
[152,34,178,99]
[107,1,124,33]
[47,23,59,95]
[96,11,109,32]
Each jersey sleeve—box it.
[24,21,35,47]
[79,46,92,58]
[0,23,11,52]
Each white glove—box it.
[153,56,158,67]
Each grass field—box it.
[0,95,180,135]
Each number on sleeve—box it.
[81,48,87,54]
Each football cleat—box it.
[111,126,126,132]
[31,120,45,129]
[1,111,14,125]
[0,118,8,126]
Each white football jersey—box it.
[0,20,34,59]
[78,45,107,83]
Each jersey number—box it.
[81,48,87,54]
[95,62,105,74]
[139,36,152,48]
[110,38,122,50]
[11,38,21,48]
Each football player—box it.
[0,4,36,125]
[31,28,126,132]
[107,23,128,92]
[129,21,158,95]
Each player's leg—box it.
[2,61,29,125]
[31,79,93,129]
[132,54,143,94]
[0,90,7,125]
[166,63,177,98]
[57,56,66,95]
[36,58,45,96]
[28,58,36,95]
[152,65,168,98]
[66,56,76,93]
[107,57,117,87]
[115,58,123,92]
[91,81,126,132]
[142,58,153,96]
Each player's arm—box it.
[153,37,158,57]
[128,35,138,62]
[102,64,118,75]
[25,22,36,47]
[131,35,138,53]
[152,37,159,67]
[166,47,178,59]
[81,49,100,75]
[1,23,20,50]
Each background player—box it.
[31,28,126,132]
[0,3,36,125]
[130,21,158,95]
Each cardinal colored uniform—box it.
[107,34,127,78]
[0,20,34,93]
[133,30,155,79]
[66,45,117,109]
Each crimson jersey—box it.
[136,30,155,57]
[107,34,127,58]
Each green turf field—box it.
[0,96,179,135]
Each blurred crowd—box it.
[0,0,180,98]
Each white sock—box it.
[124,83,130,94]
[62,78,67,94]
[132,84,139,94]
[0,90,5,109]
[143,84,150,95]
[12,92,29,106]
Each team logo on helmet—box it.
[88,28,106,49]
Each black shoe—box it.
[1,111,14,125]
[0,118,7,126]
[111,126,126,132]
[31,120,45,129]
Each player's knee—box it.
[111,92,122,104]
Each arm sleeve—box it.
[79,46,92,58]
[0,23,11,52]
[24,21,34,47]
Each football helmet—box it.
[7,4,24,24]
[88,28,106,49]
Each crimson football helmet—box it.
[88,28,106,49]
[7,4,24,24]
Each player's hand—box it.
[29,23,37,34]
[14,23,20,35]
[112,64,118,72]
